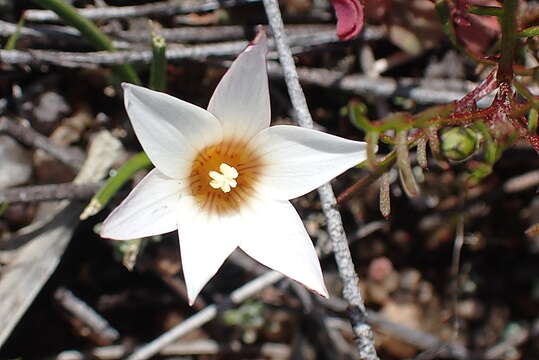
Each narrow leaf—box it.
[81,152,152,220]
[32,0,140,84]
[528,109,538,134]
[379,172,391,218]
[366,131,379,170]
[149,21,167,92]
[396,130,420,197]
[4,16,25,50]
[417,136,428,169]
[518,26,539,38]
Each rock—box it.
[378,301,423,358]
[30,91,70,134]
[366,257,399,305]
[399,268,422,292]
[0,135,32,190]
[457,299,485,320]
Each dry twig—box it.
[267,64,485,106]
[0,116,85,170]
[261,2,378,359]
[0,182,101,203]
[55,340,291,360]
[125,271,284,360]
[0,29,341,66]
[54,287,120,343]
[24,0,261,22]
[0,131,122,348]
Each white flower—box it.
[100,32,367,305]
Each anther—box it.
[209,163,239,193]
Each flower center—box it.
[188,140,264,216]
[209,163,238,193]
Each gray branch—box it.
[0,182,101,203]
[269,64,472,105]
[267,64,485,106]
[0,30,343,66]
[262,1,379,359]
[24,0,261,22]
[1,20,382,49]
[0,41,246,66]
[125,271,284,360]
[54,287,120,343]
[111,24,372,44]
[0,116,85,170]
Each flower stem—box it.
[497,0,518,83]
[468,5,503,17]
[517,25,539,38]
[80,152,152,220]
[4,15,25,50]
[31,0,140,85]
[149,23,168,92]
[262,1,379,359]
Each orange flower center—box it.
[188,140,264,215]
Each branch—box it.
[0,116,85,170]
[54,340,291,359]
[24,0,261,22]
[1,20,380,49]
[0,131,122,348]
[0,182,101,203]
[32,0,140,84]
[111,24,370,43]
[125,271,284,360]
[497,0,518,83]
[267,64,484,105]
[0,30,343,66]
[54,287,120,343]
[261,2,378,359]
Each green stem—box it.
[414,103,456,128]
[468,5,503,17]
[338,131,423,204]
[518,26,539,38]
[497,0,518,83]
[32,0,140,84]
[528,109,538,134]
[375,112,410,132]
[513,80,539,110]
[149,33,167,92]
[0,202,8,217]
[4,16,25,50]
[81,152,152,219]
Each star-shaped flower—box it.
[101,32,367,305]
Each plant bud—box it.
[440,127,477,162]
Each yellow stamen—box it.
[209,163,239,193]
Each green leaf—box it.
[518,25,539,38]
[468,5,503,17]
[4,16,25,50]
[348,101,373,131]
[149,23,168,92]
[81,152,152,219]
[32,0,140,84]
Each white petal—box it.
[252,125,367,200]
[239,200,328,297]
[176,196,242,305]
[123,83,222,179]
[207,33,270,142]
[101,169,182,240]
